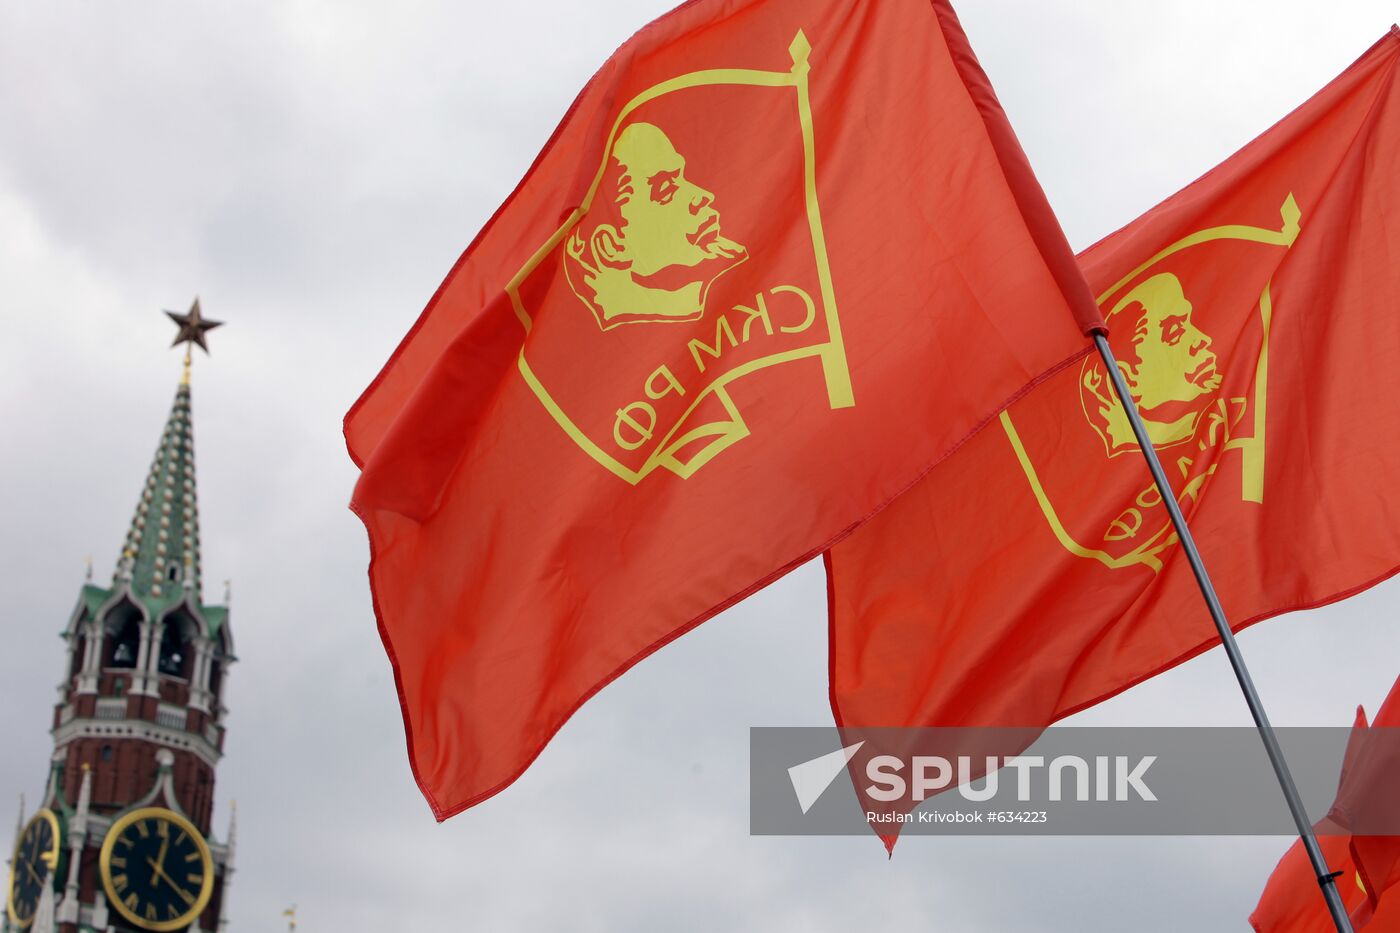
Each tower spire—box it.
[113,370,203,605]
[111,301,224,610]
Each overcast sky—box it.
[2,1,1398,930]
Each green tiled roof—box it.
[202,604,229,636]
[108,375,228,637]
[79,583,110,618]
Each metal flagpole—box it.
[1092,333,1353,931]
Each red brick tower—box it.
[5,302,236,933]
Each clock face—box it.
[6,808,61,930]
[100,808,214,932]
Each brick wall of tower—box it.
[62,738,155,810]
[59,739,217,834]
[174,750,218,832]
[74,842,100,908]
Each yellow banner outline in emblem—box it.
[1000,194,1301,572]
[505,31,854,485]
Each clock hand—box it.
[23,859,43,886]
[151,834,181,894]
[144,857,196,906]
[145,856,173,887]
[155,834,170,873]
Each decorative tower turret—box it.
[5,302,236,933]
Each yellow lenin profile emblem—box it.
[563,122,749,330]
[1080,271,1224,456]
[506,32,853,485]
[1001,195,1301,572]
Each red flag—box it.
[1346,677,1400,925]
[1252,676,1400,932]
[1250,708,1371,932]
[827,27,1400,844]
[1353,825,1400,925]
[346,0,1102,818]
[1252,828,1400,931]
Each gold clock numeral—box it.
[169,903,182,919]
[112,874,129,891]
[184,851,201,863]
[176,885,196,907]
[186,873,204,886]
[146,902,159,921]
[175,831,188,847]
[124,893,139,911]
[157,820,169,839]
[110,856,127,869]
[116,835,131,848]
[136,821,151,839]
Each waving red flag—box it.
[346,0,1102,818]
[1252,675,1400,931]
[828,26,1400,811]
[1251,710,1374,933]
[1346,675,1400,927]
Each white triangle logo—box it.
[787,741,864,814]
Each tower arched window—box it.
[69,631,87,680]
[103,602,142,669]
[158,614,194,679]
